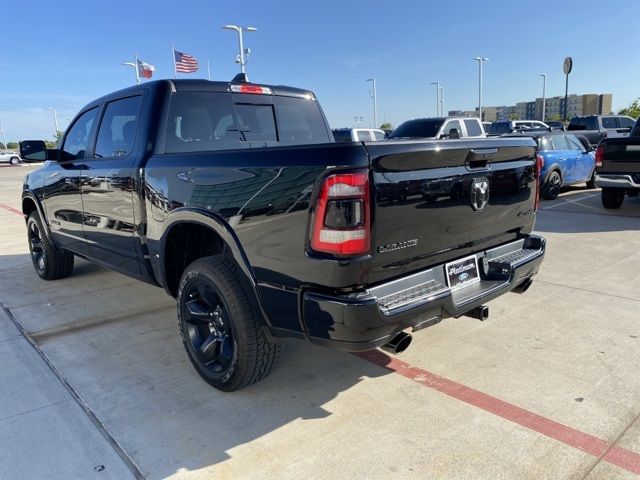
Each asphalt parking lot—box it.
[1,163,639,479]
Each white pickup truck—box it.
[389,117,486,140]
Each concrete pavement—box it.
[0,164,639,479]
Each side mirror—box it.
[19,140,48,161]
[449,128,460,139]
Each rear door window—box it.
[356,130,372,141]
[373,130,386,140]
[619,117,635,129]
[538,136,552,150]
[464,119,482,136]
[442,120,462,137]
[550,135,570,150]
[94,96,143,159]
[566,135,585,151]
[601,117,619,129]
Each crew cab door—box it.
[81,95,143,276]
[42,106,100,256]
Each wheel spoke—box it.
[198,333,222,364]
[185,299,210,323]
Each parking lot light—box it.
[540,74,547,122]
[430,82,440,116]
[222,25,258,75]
[473,57,489,121]
[47,107,59,136]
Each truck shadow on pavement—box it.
[0,253,397,479]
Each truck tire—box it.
[601,188,624,209]
[585,170,596,189]
[177,256,280,391]
[27,211,74,280]
[542,170,562,200]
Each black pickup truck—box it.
[595,118,640,209]
[20,77,545,391]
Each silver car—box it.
[0,151,22,165]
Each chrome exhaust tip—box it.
[380,331,413,355]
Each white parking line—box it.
[541,193,600,210]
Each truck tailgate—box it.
[365,138,538,283]
[601,138,640,174]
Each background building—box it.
[451,93,613,122]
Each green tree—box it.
[547,114,563,122]
[44,130,64,149]
[6,141,18,149]
[379,122,393,130]
[0,142,5,149]
[618,99,640,119]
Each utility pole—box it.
[222,25,257,75]
[439,86,444,117]
[430,82,440,116]
[366,78,377,127]
[474,57,489,121]
[207,59,211,80]
[540,74,546,121]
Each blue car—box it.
[509,132,596,200]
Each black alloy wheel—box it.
[26,211,74,280]
[28,219,46,274]
[177,256,280,391]
[183,281,235,375]
[542,170,562,200]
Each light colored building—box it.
[453,93,614,122]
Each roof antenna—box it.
[232,72,248,83]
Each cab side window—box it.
[61,107,99,160]
[95,96,143,158]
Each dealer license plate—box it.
[445,255,481,292]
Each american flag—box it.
[174,50,199,73]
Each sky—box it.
[2,0,640,142]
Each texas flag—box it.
[137,59,155,79]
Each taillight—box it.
[310,171,370,256]
[595,145,604,168]
[230,84,273,95]
[534,154,544,211]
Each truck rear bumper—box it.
[595,173,640,189]
[302,235,545,351]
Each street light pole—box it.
[222,25,257,75]
[439,86,444,117]
[473,57,489,121]
[47,107,59,135]
[430,82,440,116]
[366,78,377,128]
[0,121,6,149]
[540,74,546,122]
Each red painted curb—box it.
[354,350,640,475]
[0,203,25,218]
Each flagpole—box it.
[172,43,177,79]
[134,51,140,85]
[207,59,211,80]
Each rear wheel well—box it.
[22,198,38,221]
[164,223,225,297]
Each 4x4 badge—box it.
[470,177,490,211]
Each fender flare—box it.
[154,208,276,329]
[157,207,255,284]
[21,191,53,241]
